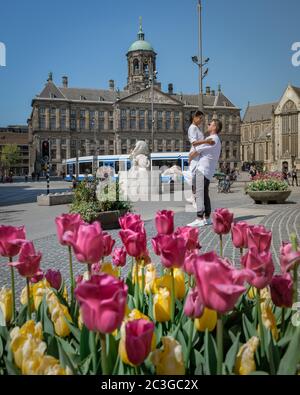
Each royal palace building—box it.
[241,84,300,172]
[28,21,241,175]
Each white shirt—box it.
[196,134,221,181]
[188,124,204,174]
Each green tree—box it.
[0,144,21,175]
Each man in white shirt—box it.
[187,119,222,227]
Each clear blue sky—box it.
[0,0,299,125]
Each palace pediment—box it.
[118,87,183,106]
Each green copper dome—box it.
[128,17,154,53]
[128,40,154,52]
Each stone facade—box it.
[241,84,300,172]
[28,24,241,175]
[0,125,29,176]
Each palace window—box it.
[281,100,298,157]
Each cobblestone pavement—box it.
[1,181,300,301]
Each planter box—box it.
[94,209,128,230]
[37,192,74,206]
[247,190,291,204]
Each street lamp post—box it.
[192,0,209,112]
[198,0,203,111]
[149,68,158,152]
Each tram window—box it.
[79,162,92,174]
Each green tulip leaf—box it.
[79,354,92,375]
[266,332,280,375]
[242,314,257,341]
[177,330,187,359]
[225,333,241,374]
[0,307,5,327]
[4,358,21,375]
[106,334,118,374]
[0,336,3,358]
[65,319,81,343]
[277,326,300,375]
[56,337,77,374]
[0,325,8,342]
[80,324,90,361]
[204,330,217,375]
[15,304,28,327]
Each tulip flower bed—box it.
[1,209,300,375]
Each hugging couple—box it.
[186,110,222,228]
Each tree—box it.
[0,144,21,175]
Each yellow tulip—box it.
[0,287,12,323]
[153,287,171,322]
[194,308,217,332]
[151,336,185,375]
[10,321,45,370]
[101,262,119,278]
[247,287,256,300]
[132,263,156,294]
[24,354,71,375]
[153,268,185,300]
[20,280,50,311]
[127,308,150,322]
[235,336,259,375]
[261,300,278,341]
[46,291,72,337]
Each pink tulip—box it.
[0,225,26,258]
[112,247,127,267]
[119,213,142,230]
[247,225,272,253]
[174,227,200,251]
[125,319,155,366]
[183,251,198,276]
[91,262,101,274]
[270,273,293,308]
[45,269,62,290]
[31,270,44,283]
[151,234,164,256]
[76,275,84,285]
[119,222,147,258]
[280,242,300,272]
[155,234,187,269]
[212,208,234,235]
[10,241,42,278]
[241,248,274,289]
[155,210,174,235]
[231,221,249,249]
[55,213,84,247]
[193,251,254,314]
[184,288,204,319]
[102,232,115,257]
[67,222,104,264]
[75,274,128,333]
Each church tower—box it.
[125,18,157,93]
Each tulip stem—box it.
[219,235,223,257]
[26,278,31,319]
[141,260,145,312]
[281,308,285,338]
[87,264,92,280]
[256,289,265,357]
[9,258,16,323]
[170,268,175,324]
[186,319,194,371]
[240,247,243,257]
[291,234,299,303]
[293,265,298,304]
[134,259,140,310]
[90,331,98,375]
[217,314,223,375]
[100,332,108,375]
[68,246,74,303]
